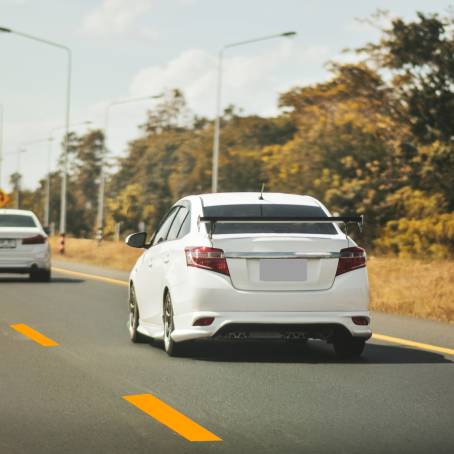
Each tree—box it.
[17,11,454,256]
[71,129,104,236]
[358,12,454,144]
[266,64,407,245]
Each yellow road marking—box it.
[53,266,454,357]
[10,323,59,347]
[52,267,128,287]
[372,333,454,357]
[123,393,222,442]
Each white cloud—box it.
[82,0,153,37]
[130,41,330,118]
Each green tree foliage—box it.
[358,12,454,144]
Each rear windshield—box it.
[0,214,37,228]
[203,204,337,235]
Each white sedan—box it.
[0,209,51,281]
[126,193,371,358]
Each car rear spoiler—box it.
[198,215,364,239]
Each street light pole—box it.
[0,26,72,236]
[96,94,163,237]
[211,31,297,193]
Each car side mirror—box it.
[125,232,147,248]
[43,226,50,235]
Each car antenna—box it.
[258,183,265,200]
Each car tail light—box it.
[193,317,215,326]
[22,235,47,245]
[335,246,366,276]
[185,247,230,276]
[352,316,369,326]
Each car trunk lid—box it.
[212,234,347,291]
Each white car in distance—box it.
[0,209,51,282]
[126,193,371,358]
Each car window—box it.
[0,214,37,228]
[167,207,189,241]
[177,212,191,239]
[152,207,180,246]
[202,204,337,235]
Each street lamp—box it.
[96,94,163,236]
[0,26,72,235]
[211,31,297,193]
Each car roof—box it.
[0,209,36,216]
[186,192,321,207]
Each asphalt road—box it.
[1,260,453,454]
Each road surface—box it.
[1,260,453,453]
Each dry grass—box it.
[50,237,140,272]
[368,256,454,323]
[50,238,454,323]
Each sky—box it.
[0,0,452,191]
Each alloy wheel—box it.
[129,288,135,331]
[163,293,173,351]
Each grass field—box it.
[50,237,141,273]
[50,237,454,323]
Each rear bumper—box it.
[171,311,372,342]
[164,266,371,343]
[171,267,369,313]
[0,255,50,273]
[0,266,35,274]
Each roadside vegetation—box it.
[50,237,141,273]
[368,256,454,323]
[50,238,454,324]
[14,12,454,259]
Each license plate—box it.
[0,239,16,249]
[260,258,307,281]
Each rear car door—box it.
[134,207,180,325]
[163,205,191,298]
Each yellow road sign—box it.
[0,189,11,208]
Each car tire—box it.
[128,285,149,343]
[163,291,184,357]
[333,334,366,359]
[30,268,51,282]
